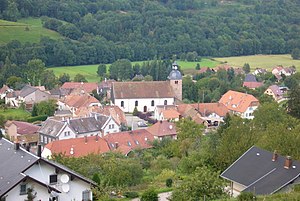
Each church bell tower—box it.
[168,61,182,101]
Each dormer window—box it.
[128,141,132,146]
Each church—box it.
[111,62,182,113]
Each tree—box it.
[40,70,57,90]
[109,59,133,81]
[287,85,300,119]
[97,64,107,77]
[141,188,158,201]
[25,187,37,201]
[6,76,22,89]
[171,166,226,201]
[73,74,87,82]
[291,48,300,60]
[32,100,57,116]
[243,63,251,74]
[25,59,46,86]
[58,73,70,85]
[3,0,20,21]
[195,63,200,70]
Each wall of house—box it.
[5,124,17,141]
[115,98,174,113]
[242,105,258,119]
[25,161,93,201]
[102,118,120,136]
[41,147,52,159]
[59,125,76,140]
[233,182,246,193]
[4,179,51,201]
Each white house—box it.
[38,115,120,146]
[0,138,95,201]
[111,62,182,113]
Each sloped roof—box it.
[112,81,175,99]
[61,82,98,93]
[189,103,229,117]
[147,121,177,137]
[0,85,10,94]
[38,119,65,136]
[104,129,154,155]
[243,82,263,89]
[6,121,40,135]
[162,109,180,119]
[69,116,108,134]
[219,90,259,113]
[244,74,257,82]
[45,135,110,157]
[62,94,100,108]
[198,67,211,74]
[177,104,204,124]
[19,85,37,97]
[268,85,283,96]
[90,105,127,125]
[221,146,300,195]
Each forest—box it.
[0,0,299,68]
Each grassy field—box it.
[214,54,300,71]
[0,18,62,44]
[0,108,31,120]
[50,59,220,82]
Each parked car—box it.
[137,121,147,127]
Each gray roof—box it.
[221,146,300,195]
[19,85,37,97]
[69,116,109,134]
[0,138,39,196]
[244,74,257,82]
[39,119,65,137]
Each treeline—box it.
[0,0,300,67]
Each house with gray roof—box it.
[0,137,95,201]
[39,115,120,146]
[221,146,300,196]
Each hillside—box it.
[0,18,62,44]
[0,0,299,67]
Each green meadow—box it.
[0,18,62,44]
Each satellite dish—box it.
[62,184,70,193]
[60,174,69,183]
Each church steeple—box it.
[168,61,182,101]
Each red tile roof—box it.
[5,121,40,135]
[177,104,204,124]
[243,82,263,89]
[0,85,9,94]
[219,90,259,113]
[112,81,175,99]
[162,109,180,119]
[45,136,110,157]
[189,103,229,117]
[91,105,127,125]
[61,82,98,93]
[147,121,177,137]
[62,94,100,108]
[104,129,154,155]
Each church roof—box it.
[112,81,175,99]
[168,69,182,80]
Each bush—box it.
[133,107,139,116]
[166,178,173,188]
[237,192,256,201]
[141,189,158,201]
[27,115,48,123]
[123,191,139,198]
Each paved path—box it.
[125,114,148,130]
[132,192,172,201]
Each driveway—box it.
[125,114,148,130]
[131,192,172,201]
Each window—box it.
[82,190,91,201]
[135,101,138,106]
[64,131,70,136]
[175,81,178,84]
[164,100,167,105]
[49,174,58,184]
[127,141,132,146]
[151,100,154,106]
[111,124,114,129]
[121,101,124,107]
[20,183,27,195]
[135,140,139,145]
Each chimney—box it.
[272,150,278,162]
[284,156,292,169]
[115,142,119,149]
[14,139,20,150]
[37,144,42,157]
[84,136,88,144]
[160,120,162,124]
[26,144,30,152]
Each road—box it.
[131,192,172,201]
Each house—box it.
[264,85,286,102]
[104,129,154,156]
[98,78,115,100]
[197,67,211,74]
[42,135,110,158]
[154,105,180,121]
[253,68,267,75]
[4,120,40,147]
[38,115,120,146]
[177,104,204,124]
[57,94,101,116]
[111,62,182,113]
[219,90,259,119]
[243,74,263,89]
[0,138,95,201]
[147,121,177,140]
[221,146,300,196]
[0,84,12,99]
[272,66,296,77]
[60,82,99,94]
[5,85,51,107]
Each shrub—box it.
[27,115,48,123]
[141,189,158,201]
[166,178,173,188]
[123,191,139,198]
[133,107,139,116]
[237,192,256,201]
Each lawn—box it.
[50,59,220,82]
[0,18,62,44]
[214,54,300,71]
[0,108,31,121]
